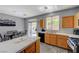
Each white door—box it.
[28,22,37,37]
[28,23,32,37]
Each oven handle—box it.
[68,38,76,46]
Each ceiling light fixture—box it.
[44,6,48,9]
[39,5,53,12]
[23,14,27,16]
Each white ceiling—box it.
[0,5,78,18]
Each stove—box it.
[67,37,79,53]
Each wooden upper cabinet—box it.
[39,19,44,28]
[62,16,74,28]
[74,12,79,28]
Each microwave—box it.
[73,29,79,35]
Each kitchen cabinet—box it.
[57,35,68,49]
[36,39,40,53]
[23,39,40,53]
[74,12,79,28]
[45,33,50,44]
[49,34,57,45]
[39,19,45,28]
[45,33,69,49]
[62,16,74,28]
[45,33,57,45]
[24,43,36,53]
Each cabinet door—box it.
[57,35,68,49]
[62,16,74,28]
[74,12,79,28]
[45,33,50,44]
[50,34,57,46]
[45,33,57,46]
[39,19,44,28]
[24,43,36,53]
[36,39,40,53]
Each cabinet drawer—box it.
[45,33,49,37]
[50,34,56,38]
[57,35,68,39]
[46,35,49,38]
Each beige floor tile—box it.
[40,42,71,53]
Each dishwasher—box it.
[38,32,45,43]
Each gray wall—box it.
[0,13,24,36]
[24,7,79,34]
[24,19,28,33]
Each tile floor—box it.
[40,42,72,53]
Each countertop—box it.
[0,35,40,53]
[47,32,79,38]
[55,33,79,38]
[38,31,79,38]
[38,31,45,33]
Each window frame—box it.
[46,16,60,31]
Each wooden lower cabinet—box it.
[21,39,40,53]
[24,43,36,53]
[49,34,57,45]
[45,33,69,49]
[36,39,40,53]
[45,33,57,45]
[57,35,68,49]
[45,33,50,44]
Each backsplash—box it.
[58,28,74,34]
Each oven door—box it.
[67,38,77,53]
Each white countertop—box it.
[0,35,40,53]
[38,31,45,33]
[53,33,79,38]
[44,32,79,38]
